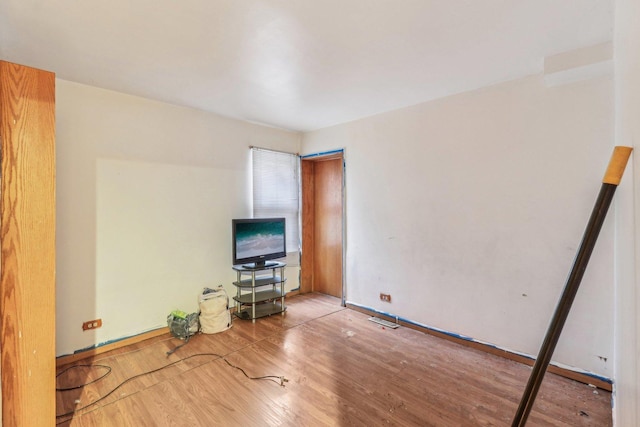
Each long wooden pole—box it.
[512,146,633,426]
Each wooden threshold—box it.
[346,303,612,392]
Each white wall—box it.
[303,72,614,376]
[613,0,640,423]
[56,80,300,356]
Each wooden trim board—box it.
[56,327,170,368]
[346,303,612,392]
[1,60,56,426]
[58,299,610,393]
[58,301,250,367]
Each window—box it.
[251,147,300,264]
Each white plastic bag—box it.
[199,286,232,334]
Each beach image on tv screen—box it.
[236,221,285,259]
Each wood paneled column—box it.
[0,60,56,426]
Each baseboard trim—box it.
[56,327,170,368]
[56,304,248,368]
[346,303,612,392]
[57,302,613,392]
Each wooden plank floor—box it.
[56,293,611,426]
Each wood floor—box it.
[56,293,611,426]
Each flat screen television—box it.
[232,217,286,269]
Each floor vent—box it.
[368,317,399,329]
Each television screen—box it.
[232,218,286,268]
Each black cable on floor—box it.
[55,302,342,423]
[55,352,287,422]
[56,364,112,391]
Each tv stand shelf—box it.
[232,262,286,322]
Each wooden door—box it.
[0,61,56,426]
[301,154,343,299]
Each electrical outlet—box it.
[82,318,102,331]
[380,293,391,303]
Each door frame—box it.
[300,149,346,306]
[0,60,56,426]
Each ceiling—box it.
[0,1,612,132]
